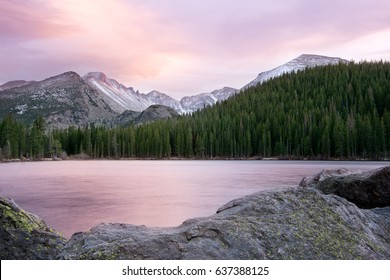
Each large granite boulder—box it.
[59,183,390,259]
[0,196,66,259]
[299,166,390,208]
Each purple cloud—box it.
[0,0,389,98]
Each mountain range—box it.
[0,54,347,128]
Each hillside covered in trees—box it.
[1,61,390,160]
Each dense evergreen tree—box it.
[1,61,390,160]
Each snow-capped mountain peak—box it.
[83,72,153,113]
[83,71,108,82]
[242,54,348,90]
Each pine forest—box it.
[1,61,390,160]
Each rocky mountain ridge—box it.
[0,72,178,128]
[0,80,35,91]
[0,71,117,128]
[84,72,237,114]
[83,72,154,113]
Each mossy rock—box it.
[0,196,66,259]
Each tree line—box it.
[1,61,390,160]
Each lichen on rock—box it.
[0,197,66,259]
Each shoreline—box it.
[1,156,390,163]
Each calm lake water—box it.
[0,160,387,239]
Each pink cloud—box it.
[0,0,77,40]
[1,0,390,98]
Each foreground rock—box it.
[59,166,390,259]
[0,197,66,259]
[299,166,390,208]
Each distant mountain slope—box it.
[83,72,153,113]
[0,80,35,91]
[146,90,183,113]
[84,73,238,114]
[179,87,237,113]
[114,105,179,126]
[135,105,179,125]
[242,54,348,90]
[0,72,116,128]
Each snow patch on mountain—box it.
[146,90,182,113]
[180,87,237,113]
[83,73,238,114]
[242,54,348,90]
[83,72,153,113]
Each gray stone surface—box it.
[299,166,390,208]
[0,196,66,259]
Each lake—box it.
[0,160,387,239]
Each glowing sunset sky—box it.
[1,0,389,98]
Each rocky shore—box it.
[1,166,389,260]
[0,196,66,259]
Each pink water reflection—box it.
[0,160,386,238]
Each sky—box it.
[1,0,390,99]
